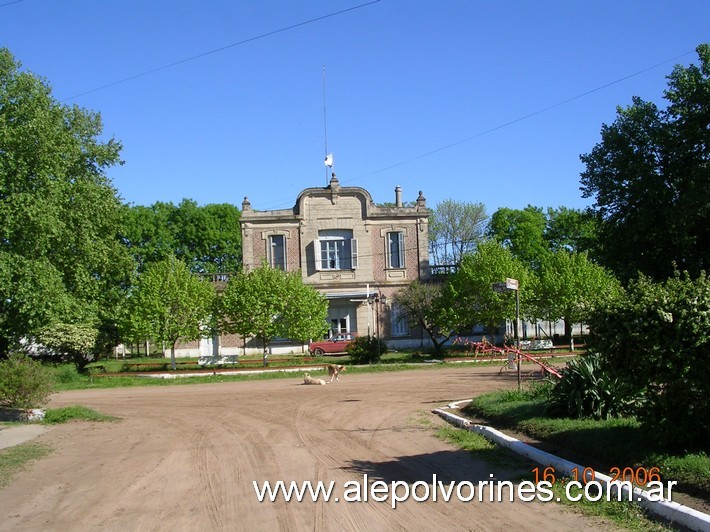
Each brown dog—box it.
[327,364,346,383]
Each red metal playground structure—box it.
[451,337,563,379]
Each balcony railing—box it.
[429,264,457,277]
[197,272,234,284]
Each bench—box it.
[122,361,195,371]
[197,355,238,367]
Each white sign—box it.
[506,278,519,290]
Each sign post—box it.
[492,278,521,390]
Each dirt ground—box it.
[0,366,614,531]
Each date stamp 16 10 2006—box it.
[531,466,677,503]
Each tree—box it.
[281,273,329,352]
[0,48,132,353]
[36,322,99,374]
[429,199,487,265]
[446,240,533,342]
[488,206,549,269]
[488,206,598,268]
[120,202,177,272]
[580,44,710,281]
[170,199,242,273]
[120,200,242,274]
[392,281,460,355]
[544,207,598,254]
[218,264,328,365]
[127,256,215,370]
[535,250,621,344]
[588,273,710,449]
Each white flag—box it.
[324,153,333,167]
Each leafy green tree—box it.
[120,200,242,274]
[580,44,710,281]
[544,207,598,254]
[0,48,131,353]
[127,256,215,370]
[392,280,460,355]
[488,206,549,269]
[218,264,328,365]
[281,273,329,351]
[489,206,598,268]
[198,203,242,273]
[120,202,177,272]
[37,322,99,374]
[588,272,710,450]
[446,240,533,342]
[429,199,487,265]
[535,251,621,344]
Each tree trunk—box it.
[262,338,269,367]
[170,342,177,371]
[564,318,573,349]
[487,325,497,346]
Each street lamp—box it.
[492,278,521,389]
[373,292,387,359]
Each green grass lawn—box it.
[49,351,575,393]
[462,384,710,502]
[50,353,459,391]
[434,426,669,531]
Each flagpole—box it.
[322,65,329,185]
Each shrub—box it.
[0,353,54,409]
[347,335,388,364]
[52,364,84,386]
[37,322,98,374]
[587,272,710,449]
[546,353,640,420]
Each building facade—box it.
[239,174,430,350]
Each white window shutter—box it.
[351,238,358,269]
[283,237,288,271]
[398,232,405,268]
[315,238,322,271]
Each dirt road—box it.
[0,366,607,531]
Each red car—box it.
[308,333,358,355]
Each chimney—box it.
[395,185,402,208]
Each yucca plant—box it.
[546,354,640,420]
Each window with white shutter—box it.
[316,230,356,270]
[387,231,405,269]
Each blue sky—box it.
[2,1,708,215]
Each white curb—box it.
[433,403,710,532]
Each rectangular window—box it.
[390,303,409,337]
[269,235,286,270]
[330,318,349,335]
[316,230,357,270]
[388,231,405,269]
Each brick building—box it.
[239,174,430,351]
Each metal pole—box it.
[515,288,521,390]
[376,295,381,360]
[322,65,329,185]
